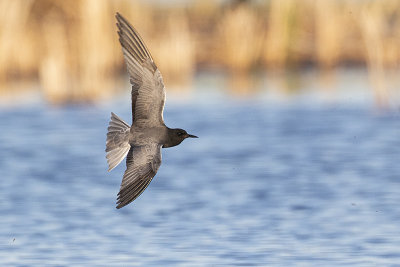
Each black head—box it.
[164,128,198,148]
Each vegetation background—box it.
[0,0,399,107]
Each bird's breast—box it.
[129,126,168,146]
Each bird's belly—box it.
[130,126,167,146]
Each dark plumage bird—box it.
[106,13,198,209]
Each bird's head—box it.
[164,128,198,148]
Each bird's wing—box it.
[116,143,162,209]
[116,13,166,127]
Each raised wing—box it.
[116,13,166,127]
[116,144,162,209]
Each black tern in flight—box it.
[106,13,197,209]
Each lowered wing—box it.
[116,143,162,208]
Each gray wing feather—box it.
[116,13,166,127]
[116,144,162,209]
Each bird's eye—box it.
[178,132,184,136]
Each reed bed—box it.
[0,0,399,104]
[218,3,264,73]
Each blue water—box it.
[0,81,400,266]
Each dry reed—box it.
[149,9,195,87]
[360,2,388,107]
[217,3,264,73]
[263,0,296,69]
[315,0,344,68]
[0,1,35,86]
[0,0,399,105]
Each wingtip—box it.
[116,200,124,209]
[115,13,125,26]
[115,12,127,24]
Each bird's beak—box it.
[186,134,198,138]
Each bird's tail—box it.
[106,112,131,171]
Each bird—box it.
[106,13,198,209]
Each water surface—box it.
[0,73,400,266]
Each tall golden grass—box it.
[0,0,399,104]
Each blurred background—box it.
[1,0,400,266]
[0,0,399,106]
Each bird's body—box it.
[106,13,197,209]
[129,126,168,146]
